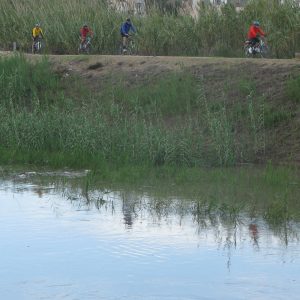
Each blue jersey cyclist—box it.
[120,18,136,53]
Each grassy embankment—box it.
[0,0,299,57]
[0,54,299,170]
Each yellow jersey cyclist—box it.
[32,23,44,53]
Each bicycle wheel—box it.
[116,42,123,55]
[128,40,138,55]
[260,45,269,58]
[244,45,252,58]
[85,44,91,54]
[33,41,41,54]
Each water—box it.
[0,171,299,300]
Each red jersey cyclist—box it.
[247,21,266,48]
[80,23,94,49]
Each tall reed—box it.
[1,0,299,57]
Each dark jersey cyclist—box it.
[120,18,136,53]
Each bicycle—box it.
[244,38,268,58]
[118,35,138,55]
[32,37,43,54]
[78,36,92,54]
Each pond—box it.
[0,169,299,300]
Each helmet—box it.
[126,18,131,23]
[35,23,40,27]
[83,23,88,28]
[253,21,260,27]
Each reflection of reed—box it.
[8,170,299,248]
[60,183,299,249]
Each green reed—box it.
[0,0,299,57]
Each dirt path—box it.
[2,50,300,81]
[47,54,300,82]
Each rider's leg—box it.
[249,38,256,47]
[32,37,37,53]
[249,38,259,53]
[253,37,260,47]
[122,35,128,52]
[80,37,86,49]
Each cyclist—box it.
[32,23,44,53]
[247,21,266,50]
[80,23,94,49]
[120,18,136,53]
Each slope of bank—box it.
[49,54,300,165]
[0,52,300,167]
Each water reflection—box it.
[5,170,300,248]
[122,197,134,228]
[7,176,299,250]
[0,170,299,300]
